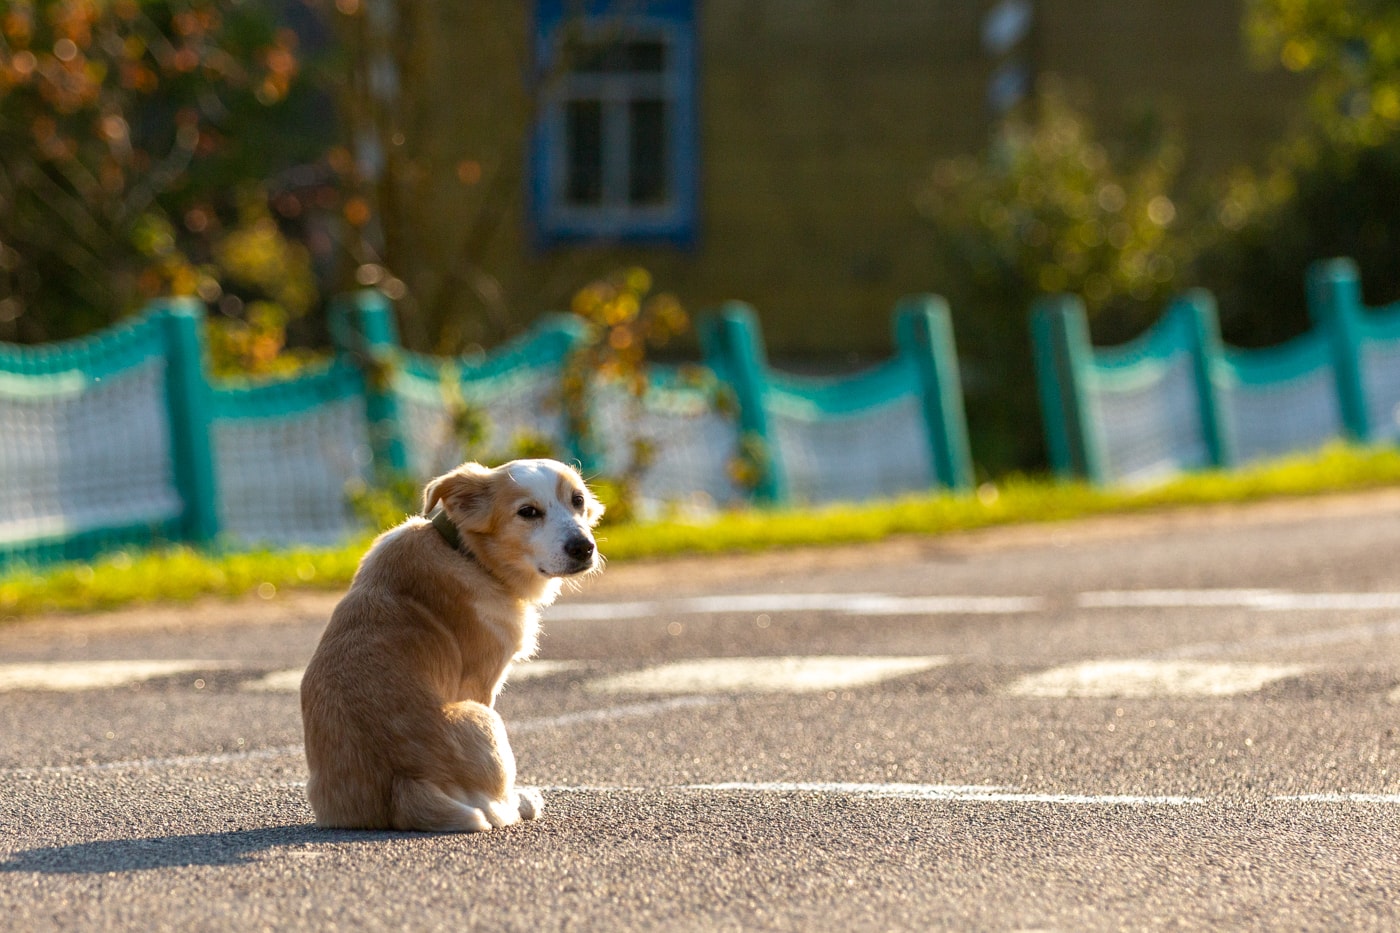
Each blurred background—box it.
[1,0,1395,476]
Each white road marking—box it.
[1007,659,1310,698]
[1083,589,1400,612]
[0,696,729,779]
[0,660,234,692]
[548,783,1400,807]
[678,782,1206,806]
[553,588,1400,623]
[547,593,1042,621]
[1080,589,1281,608]
[11,748,1398,808]
[1277,793,1400,804]
[585,655,947,696]
[848,595,1046,615]
[514,695,726,732]
[239,660,589,694]
[241,669,304,693]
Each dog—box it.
[300,459,603,832]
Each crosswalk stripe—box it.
[239,659,588,694]
[551,588,1400,621]
[0,660,233,693]
[1007,659,1310,698]
[1083,589,1400,611]
[547,593,1042,621]
[585,655,948,695]
[0,656,1322,699]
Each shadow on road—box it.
[0,825,412,874]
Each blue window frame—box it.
[531,1,698,247]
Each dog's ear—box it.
[422,462,497,532]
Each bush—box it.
[1191,0,1400,345]
[916,84,1188,473]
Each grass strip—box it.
[3,442,1400,620]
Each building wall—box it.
[397,0,1305,359]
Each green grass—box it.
[4,442,1400,620]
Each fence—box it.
[700,295,973,503]
[0,292,972,568]
[1032,257,1400,485]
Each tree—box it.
[917,83,1188,472]
[329,0,536,352]
[1246,0,1400,149]
[0,0,332,345]
[1190,0,1400,345]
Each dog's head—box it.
[422,459,604,586]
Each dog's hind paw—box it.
[516,786,544,821]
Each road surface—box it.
[4,491,1400,930]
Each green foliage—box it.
[917,84,1187,472]
[345,472,421,534]
[562,267,690,524]
[1192,1,1400,344]
[1245,0,1400,148]
[1193,137,1400,345]
[0,0,337,347]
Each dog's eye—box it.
[517,505,543,520]
[571,493,585,510]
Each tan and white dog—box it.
[300,459,603,832]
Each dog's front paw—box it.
[515,786,544,821]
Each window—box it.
[531,1,697,246]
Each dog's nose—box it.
[564,535,595,562]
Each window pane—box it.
[573,40,666,74]
[626,41,666,73]
[565,99,603,205]
[628,98,669,205]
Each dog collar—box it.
[429,507,467,554]
[428,507,510,588]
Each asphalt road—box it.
[5,492,1400,930]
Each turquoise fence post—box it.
[332,290,407,474]
[1307,257,1371,442]
[157,298,219,545]
[893,295,974,491]
[1030,295,1106,483]
[704,302,786,503]
[1175,289,1236,468]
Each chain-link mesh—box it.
[0,358,182,546]
[1219,336,1342,463]
[766,392,932,504]
[393,365,567,480]
[1088,349,1206,485]
[1361,339,1400,441]
[590,377,744,513]
[211,397,372,547]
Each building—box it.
[365,0,1305,360]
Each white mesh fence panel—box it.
[0,359,182,545]
[1088,350,1205,485]
[591,381,743,513]
[212,398,371,547]
[1361,338,1400,441]
[394,367,565,479]
[766,393,932,504]
[1218,366,1342,463]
